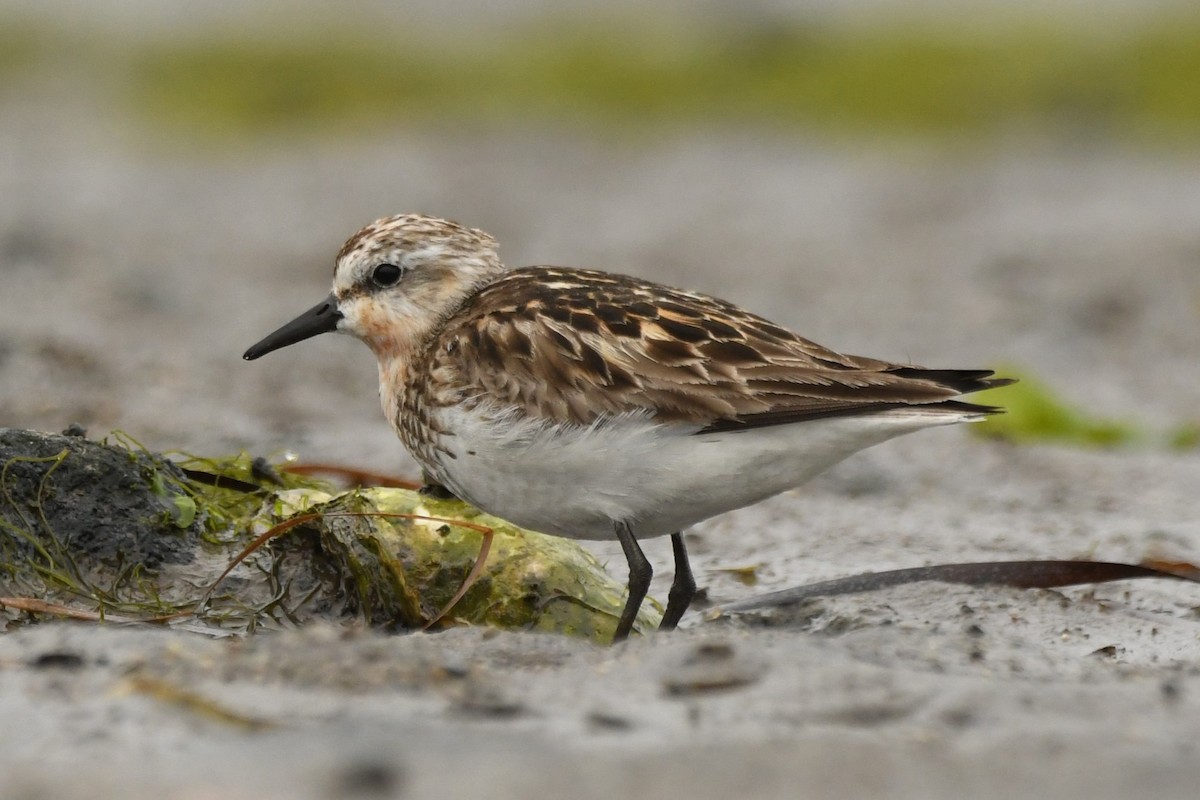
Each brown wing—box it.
[430,267,1010,431]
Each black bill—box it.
[243,295,342,360]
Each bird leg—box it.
[612,520,653,644]
[659,531,696,630]
[417,471,457,500]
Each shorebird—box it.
[244,214,1010,643]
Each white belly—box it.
[426,404,975,541]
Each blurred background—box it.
[0,0,1197,470]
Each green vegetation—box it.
[123,16,1200,144]
[1168,424,1200,451]
[4,12,1200,145]
[973,369,1198,450]
[0,22,42,76]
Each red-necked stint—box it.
[245,214,1012,643]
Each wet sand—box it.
[2,6,1199,799]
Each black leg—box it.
[659,531,696,631]
[418,472,457,500]
[612,520,653,644]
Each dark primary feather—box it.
[424,267,1012,430]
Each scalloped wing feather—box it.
[427,268,1009,430]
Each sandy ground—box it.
[2,5,1200,799]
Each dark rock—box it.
[0,428,202,579]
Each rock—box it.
[0,428,202,586]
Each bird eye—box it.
[371,263,404,288]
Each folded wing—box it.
[434,267,1012,432]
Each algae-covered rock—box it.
[0,428,660,641]
[0,428,203,593]
[255,487,661,639]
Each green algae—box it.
[0,430,658,641]
[0,429,206,619]
[972,370,1197,450]
[367,488,661,639]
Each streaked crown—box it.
[331,214,506,357]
